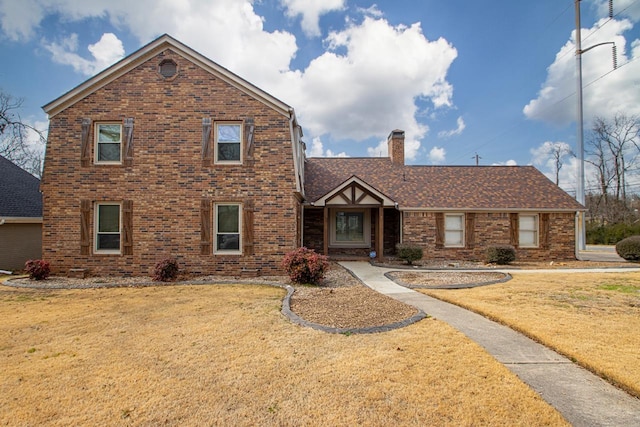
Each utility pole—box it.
[574,0,616,252]
[472,153,481,166]
[575,0,586,252]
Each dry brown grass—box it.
[418,272,640,398]
[0,282,567,426]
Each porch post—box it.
[377,206,384,261]
[323,207,329,257]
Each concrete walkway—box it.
[339,261,640,427]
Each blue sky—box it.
[1,0,639,195]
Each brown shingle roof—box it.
[304,158,584,211]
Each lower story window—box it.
[444,213,464,247]
[95,203,121,253]
[519,214,539,247]
[330,209,371,247]
[215,203,241,253]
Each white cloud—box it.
[279,16,457,160]
[357,5,383,19]
[428,146,446,164]
[281,0,345,37]
[367,138,388,158]
[0,1,457,163]
[523,18,640,126]
[594,0,640,22]
[531,141,573,166]
[492,160,518,166]
[530,141,574,185]
[308,136,347,157]
[43,33,125,75]
[438,116,465,138]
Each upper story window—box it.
[95,123,122,164]
[215,123,242,164]
[519,214,539,247]
[444,213,464,247]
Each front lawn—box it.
[418,272,640,397]
[0,283,566,426]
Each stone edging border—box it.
[385,271,512,289]
[281,285,428,334]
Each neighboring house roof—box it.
[0,155,43,218]
[42,34,294,118]
[305,157,584,211]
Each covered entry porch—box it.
[302,177,400,261]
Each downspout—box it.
[288,108,304,248]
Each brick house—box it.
[303,130,584,262]
[42,35,582,277]
[42,35,305,276]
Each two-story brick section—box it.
[42,34,583,277]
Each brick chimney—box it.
[388,129,405,165]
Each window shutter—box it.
[435,212,444,249]
[509,213,519,247]
[243,200,255,255]
[540,213,550,249]
[123,118,134,167]
[243,118,255,160]
[80,200,91,254]
[200,199,212,255]
[81,118,92,167]
[465,213,476,248]
[122,200,133,255]
[202,118,212,166]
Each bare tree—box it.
[550,142,573,185]
[531,141,573,185]
[0,89,46,177]
[590,114,640,201]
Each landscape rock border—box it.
[281,285,428,334]
[386,271,512,289]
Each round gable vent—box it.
[158,59,178,78]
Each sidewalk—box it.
[339,261,640,427]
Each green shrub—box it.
[396,243,423,265]
[153,257,180,282]
[24,259,51,280]
[486,245,516,265]
[281,247,329,285]
[587,221,640,245]
[615,236,640,261]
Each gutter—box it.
[0,217,43,225]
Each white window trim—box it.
[444,213,465,248]
[94,202,122,254]
[214,203,242,255]
[519,214,539,248]
[94,122,123,165]
[329,208,371,248]
[214,122,243,165]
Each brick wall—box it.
[42,49,300,276]
[402,211,576,261]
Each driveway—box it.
[579,245,625,262]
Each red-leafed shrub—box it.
[281,247,329,285]
[25,259,51,281]
[153,257,180,282]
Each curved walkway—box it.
[339,261,640,427]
